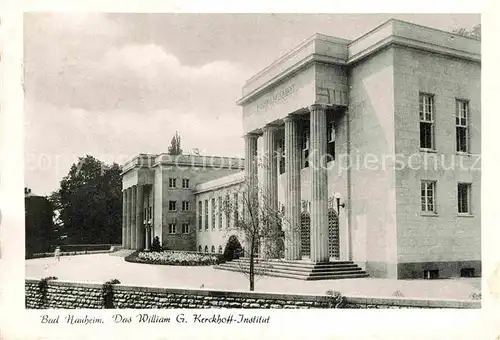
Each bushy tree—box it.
[453,24,481,40]
[49,155,122,245]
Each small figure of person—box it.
[54,246,61,262]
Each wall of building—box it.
[195,180,245,254]
[392,47,481,278]
[25,279,479,309]
[347,47,398,278]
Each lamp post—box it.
[144,219,152,251]
[334,192,345,217]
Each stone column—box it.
[284,116,302,260]
[309,104,329,263]
[130,186,137,250]
[244,133,258,257]
[122,190,127,248]
[145,194,151,251]
[126,189,132,249]
[135,185,144,250]
[261,125,278,259]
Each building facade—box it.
[121,19,481,279]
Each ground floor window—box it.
[168,223,176,234]
[211,245,215,253]
[458,183,471,214]
[181,223,189,234]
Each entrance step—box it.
[109,249,135,257]
[214,258,369,280]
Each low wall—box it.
[28,249,113,259]
[25,279,480,309]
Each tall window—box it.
[204,200,209,231]
[169,178,177,188]
[233,193,239,223]
[458,183,471,214]
[278,139,285,174]
[204,245,208,253]
[218,245,223,254]
[327,120,336,161]
[218,196,223,230]
[198,245,202,252]
[419,93,435,150]
[421,181,436,213]
[182,178,190,188]
[302,130,310,168]
[182,201,190,211]
[211,245,215,253]
[456,100,469,153]
[211,198,216,230]
[225,194,230,228]
[168,223,176,234]
[182,223,189,234]
[168,200,177,211]
[198,201,202,231]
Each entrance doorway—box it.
[300,208,340,260]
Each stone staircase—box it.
[109,249,136,257]
[214,258,369,280]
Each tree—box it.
[453,24,481,40]
[219,177,298,291]
[25,188,55,256]
[168,131,183,155]
[49,155,122,245]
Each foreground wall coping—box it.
[26,278,480,308]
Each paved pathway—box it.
[26,254,481,300]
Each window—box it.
[198,245,202,252]
[182,223,189,234]
[218,197,223,229]
[198,201,202,231]
[211,198,216,230]
[458,183,471,214]
[233,193,239,223]
[169,178,177,188]
[456,100,469,153]
[421,181,436,213]
[225,194,230,228]
[211,245,215,253]
[168,223,176,234]
[302,129,310,168]
[168,200,177,211]
[204,200,209,231]
[204,245,208,253]
[181,201,190,211]
[182,178,190,188]
[419,94,435,150]
[327,120,336,161]
[278,139,285,174]
[218,245,223,254]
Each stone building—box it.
[121,19,481,279]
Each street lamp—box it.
[144,219,153,251]
[334,192,345,217]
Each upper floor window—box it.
[181,223,189,234]
[204,200,209,231]
[302,129,310,168]
[182,178,190,188]
[169,178,177,188]
[211,198,216,230]
[458,183,471,214]
[327,120,336,161]
[278,139,285,175]
[225,194,230,228]
[456,99,470,153]
[218,197,223,230]
[168,200,177,211]
[168,223,176,234]
[181,201,190,211]
[233,193,239,223]
[198,201,202,231]
[421,180,436,213]
[419,93,435,150]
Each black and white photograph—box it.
[21,13,484,311]
[2,5,499,339]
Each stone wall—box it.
[25,279,480,309]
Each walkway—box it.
[25,254,481,300]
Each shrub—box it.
[102,279,121,309]
[151,236,162,252]
[470,292,481,300]
[325,290,345,308]
[392,290,404,297]
[223,235,243,261]
[127,250,223,266]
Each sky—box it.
[23,13,480,196]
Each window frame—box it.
[456,99,470,154]
[211,198,216,230]
[181,200,190,211]
[181,223,189,234]
[169,178,177,188]
[218,196,223,230]
[198,201,202,231]
[457,182,472,215]
[420,180,437,214]
[168,223,176,234]
[204,200,209,231]
[168,200,177,211]
[182,178,190,189]
[419,93,436,151]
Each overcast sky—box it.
[24,13,480,196]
